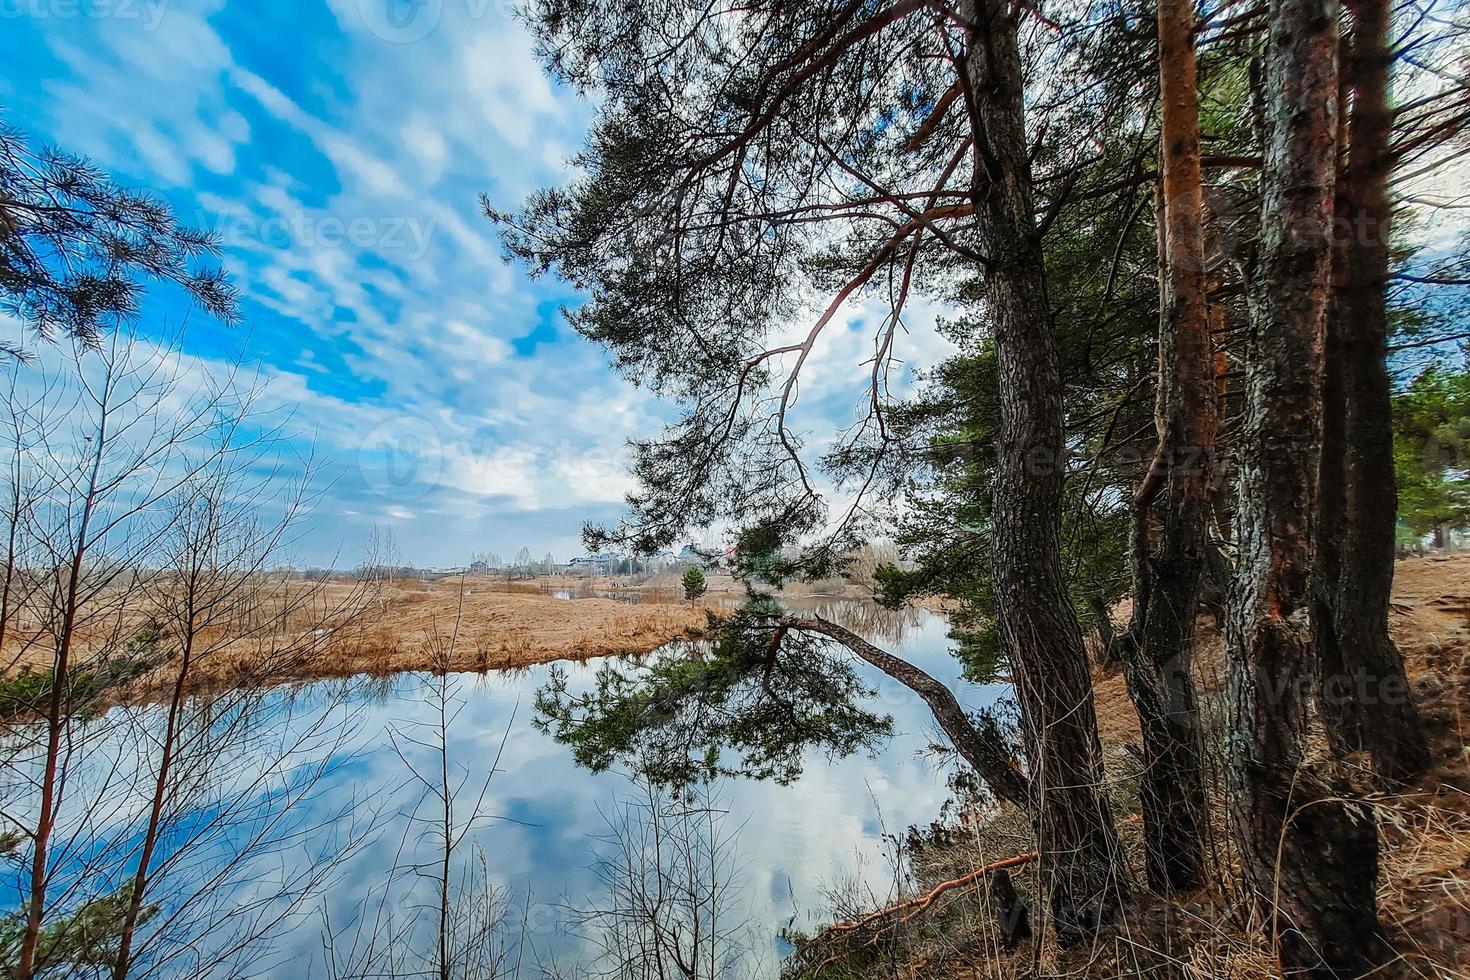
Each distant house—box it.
[568,553,617,576]
[468,560,491,576]
[674,544,731,572]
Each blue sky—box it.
[0,0,963,568]
[15,2,1456,570]
[0,0,974,569]
[0,0,675,566]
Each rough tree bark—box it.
[1230,0,1384,972]
[1315,0,1433,781]
[959,0,1128,941]
[789,617,1029,809]
[1117,0,1214,895]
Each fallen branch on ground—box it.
[796,851,1041,975]
[825,851,1040,935]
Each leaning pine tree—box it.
[493,0,1126,937]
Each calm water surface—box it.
[51,602,1007,976]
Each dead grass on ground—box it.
[1,574,717,706]
[305,577,713,678]
[790,554,1470,980]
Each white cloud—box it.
[16,0,651,562]
[41,4,243,187]
[461,32,564,149]
[443,318,511,364]
[402,114,450,181]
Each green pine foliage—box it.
[0,885,158,978]
[871,329,1134,681]
[681,566,708,602]
[532,605,893,787]
[0,123,239,357]
[0,621,165,721]
[1392,364,1470,543]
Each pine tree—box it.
[1314,0,1432,779]
[1228,0,1383,969]
[494,0,1130,935]
[0,122,238,357]
[680,566,706,603]
[1392,366,1470,542]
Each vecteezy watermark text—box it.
[1,0,167,27]
[356,0,516,43]
[203,210,437,260]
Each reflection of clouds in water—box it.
[98,608,999,975]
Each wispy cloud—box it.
[3,1,650,563]
[2,0,964,566]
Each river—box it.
[3,601,1007,978]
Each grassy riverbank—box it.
[0,568,923,711]
[0,574,715,711]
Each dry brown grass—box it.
[1,573,717,706]
[794,555,1470,980]
[323,576,713,676]
[0,567,931,710]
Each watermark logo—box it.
[358,0,441,43]
[355,0,514,42]
[359,416,445,501]
[202,210,437,260]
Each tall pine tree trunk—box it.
[1230,0,1383,971]
[1118,0,1213,894]
[1316,0,1433,780]
[960,0,1127,941]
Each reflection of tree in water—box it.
[323,594,519,980]
[324,604,763,980]
[776,598,925,648]
[536,598,1027,811]
[0,336,382,980]
[546,776,762,980]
